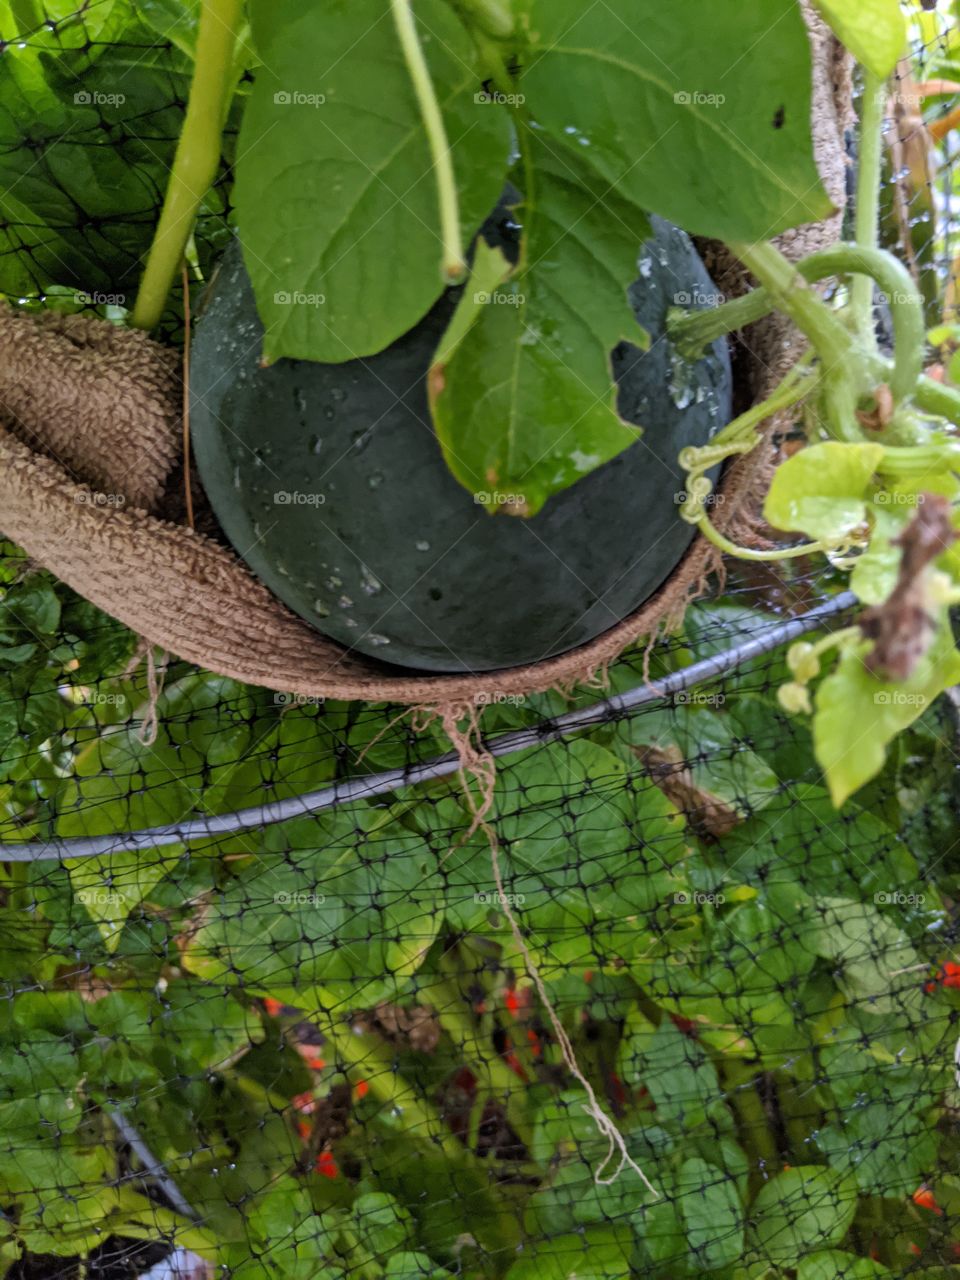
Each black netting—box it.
[3,2,960,1277]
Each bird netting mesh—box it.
[3,1,960,1277]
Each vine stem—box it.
[853,71,888,344]
[668,288,775,358]
[391,0,466,283]
[726,239,867,443]
[131,0,243,331]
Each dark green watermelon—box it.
[190,216,732,673]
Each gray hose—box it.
[0,592,857,861]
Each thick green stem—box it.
[391,0,466,283]
[668,289,775,359]
[728,239,868,443]
[914,371,960,422]
[131,0,242,329]
[876,442,960,476]
[801,245,924,402]
[728,240,855,366]
[853,72,888,343]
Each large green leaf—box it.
[67,846,184,952]
[235,0,510,362]
[430,141,646,514]
[0,17,205,297]
[812,0,906,78]
[747,1166,858,1267]
[617,1014,726,1133]
[518,0,831,242]
[813,621,960,806]
[434,739,685,961]
[810,896,920,1014]
[764,443,885,543]
[182,814,442,1006]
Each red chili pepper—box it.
[297,1120,311,1142]
[583,970,594,984]
[354,1080,369,1099]
[504,989,521,1016]
[315,1150,339,1179]
[909,1243,922,1257]
[291,1091,316,1114]
[913,1186,943,1215]
[526,1028,542,1058]
[263,997,285,1018]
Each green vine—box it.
[131,0,243,330]
[390,0,467,284]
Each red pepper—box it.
[291,1091,316,1114]
[354,1080,369,1099]
[315,1150,339,1179]
[263,997,285,1017]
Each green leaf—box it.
[235,0,510,363]
[799,1254,890,1279]
[813,620,960,806]
[811,896,920,1014]
[617,1015,725,1132]
[519,0,831,242]
[764,443,885,542]
[0,20,205,297]
[675,1156,744,1273]
[67,846,185,951]
[503,1227,634,1280]
[812,0,906,78]
[435,739,685,957]
[430,141,646,514]
[748,1166,859,1266]
[182,815,442,1006]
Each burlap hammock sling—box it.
[0,5,852,715]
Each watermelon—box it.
[190,214,732,673]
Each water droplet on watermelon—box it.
[326,574,342,590]
[668,349,695,409]
[309,435,323,454]
[313,599,330,617]
[360,566,382,595]
[367,471,385,490]
[294,388,307,413]
[368,634,390,646]
[331,388,346,402]
[415,540,431,552]
[323,405,335,421]
[338,594,354,609]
